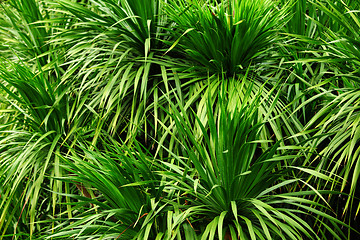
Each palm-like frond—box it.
[157,79,346,239]
[0,0,70,75]
[164,0,286,75]
[304,88,360,219]
[46,0,183,140]
[49,137,192,239]
[0,61,91,237]
[313,0,360,86]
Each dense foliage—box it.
[0,0,359,239]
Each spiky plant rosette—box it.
[154,80,346,239]
[164,0,286,75]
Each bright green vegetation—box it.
[0,0,359,239]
